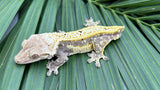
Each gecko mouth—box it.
[15,53,51,64]
[15,56,41,64]
[15,54,50,64]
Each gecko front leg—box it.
[46,49,69,76]
[46,55,68,76]
[46,60,59,76]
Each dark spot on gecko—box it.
[78,31,82,33]
[64,34,66,35]
[49,55,58,61]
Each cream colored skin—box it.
[15,17,125,76]
[15,35,53,64]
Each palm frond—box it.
[0,0,160,90]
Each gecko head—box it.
[15,35,52,64]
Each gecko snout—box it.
[14,55,21,64]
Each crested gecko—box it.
[15,17,125,76]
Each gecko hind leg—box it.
[87,51,109,67]
[87,36,111,67]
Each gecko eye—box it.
[31,54,39,59]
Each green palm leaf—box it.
[0,0,160,90]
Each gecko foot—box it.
[46,56,68,76]
[46,60,59,76]
[87,51,109,67]
[84,17,100,27]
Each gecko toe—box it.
[95,61,100,68]
[54,69,58,75]
[47,70,52,76]
[87,58,95,63]
[103,56,109,61]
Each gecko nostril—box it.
[15,60,20,64]
[15,56,18,63]
[15,56,22,64]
